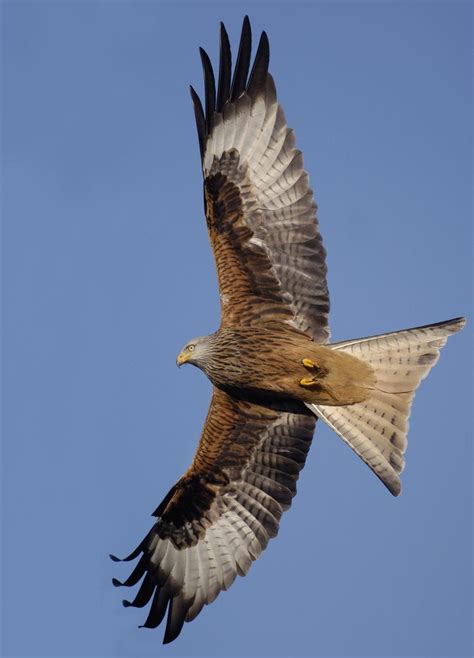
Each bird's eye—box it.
[188,344,195,352]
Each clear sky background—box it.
[2,2,472,657]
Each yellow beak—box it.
[176,352,189,367]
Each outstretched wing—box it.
[112,388,315,643]
[191,17,330,343]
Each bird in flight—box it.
[112,16,465,644]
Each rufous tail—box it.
[305,317,465,495]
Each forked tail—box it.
[305,317,465,495]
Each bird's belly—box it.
[213,340,375,407]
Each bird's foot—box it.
[300,358,325,388]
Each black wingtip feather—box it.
[109,542,143,562]
[230,15,252,101]
[141,587,170,629]
[199,47,216,132]
[247,31,270,99]
[189,85,205,161]
[217,22,232,113]
[163,597,190,644]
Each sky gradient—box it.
[2,2,472,657]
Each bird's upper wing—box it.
[191,17,330,343]
[112,388,315,643]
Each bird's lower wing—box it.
[112,388,315,643]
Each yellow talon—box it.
[303,358,317,369]
[300,377,317,387]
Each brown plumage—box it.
[112,17,465,644]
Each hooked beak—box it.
[176,352,189,368]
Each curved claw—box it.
[300,376,318,388]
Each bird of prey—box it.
[112,17,465,644]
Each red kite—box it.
[112,17,465,644]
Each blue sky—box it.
[2,2,472,657]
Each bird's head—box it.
[176,336,212,368]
